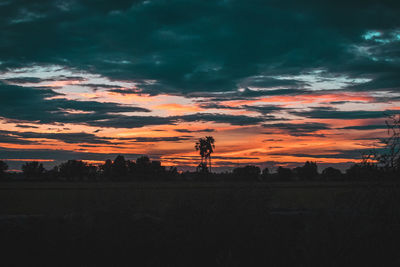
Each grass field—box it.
[1,182,400,266]
[1,181,397,215]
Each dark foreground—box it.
[1,182,400,266]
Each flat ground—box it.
[1,182,400,266]
[1,181,398,215]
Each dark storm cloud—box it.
[290,107,400,119]
[3,76,87,84]
[127,136,193,142]
[1,0,399,96]
[199,103,285,114]
[81,83,125,91]
[15,124,39,129]
[0,82,150,124]
[198,103,242,110]
[263,122,330,136]
[3,77,44,84]
[0,130,114,144]
[174,128,215,133]
[176,113,271,126]
[270,148,386,160]
[0,129,145,145]
[0,128,196,146]
[239,76,308,89]
[241,105,286,115]
[0,131,33,144]
[88,113,271,128]
[339,125,387,130]
[0,82,272,128]
[239,88,307,98]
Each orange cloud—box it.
[222,93,374,107]
[154,103,203,114]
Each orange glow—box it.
[222,93,374,107]
[42,80,83,87]
[154,103,203,114]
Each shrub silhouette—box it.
[0,160,8,179]
[321,167,342,181]
[59,160,92,181]
[294,161,318,180]
[233,165,261,181]
[21,161,45,179]
[100,159,113,180]
[112,155,128,179]
[346,163,381,180]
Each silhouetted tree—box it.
[22,161,45,179]
[0,161,8,179]
[136,156,151,180]
[100,159,113,180]
[346,163,380,180]
[195,138,207,169]
[87,164,98,181]
[127,160,137,179]
[195,136,215,173]
[294,161,318,180]
[277,166,293,181]
[136,156,151,166]
[378,114,400,174]
[112,155,127,179]
[59,160,90,181]
[205,136,215,172]
[363,114,400,178]
[321,167,342,181]
[233,165,261,181]
[150,160,166,179]
[46,166,60,181]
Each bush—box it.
[22,161,45,179]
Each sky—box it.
[0,0,400,172]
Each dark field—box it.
[1,182,400,266]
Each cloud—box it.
[1,0,399,96]
[0,129,197,145]
[15,124,39,129]
[269,148,386,160]
[0,130,114,144]
[0,82,150,125]
[290,107,399,119]
[174,128,215,133]
[175,113,272,126]
[339,125,388,130]
[123,136,193,142]
[263,122,330,136]
[0,131,34,144]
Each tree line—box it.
[0,155,178,182]
[0,158,399,182]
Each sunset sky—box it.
[1,0,399,171]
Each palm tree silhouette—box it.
[195,136,215,172]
